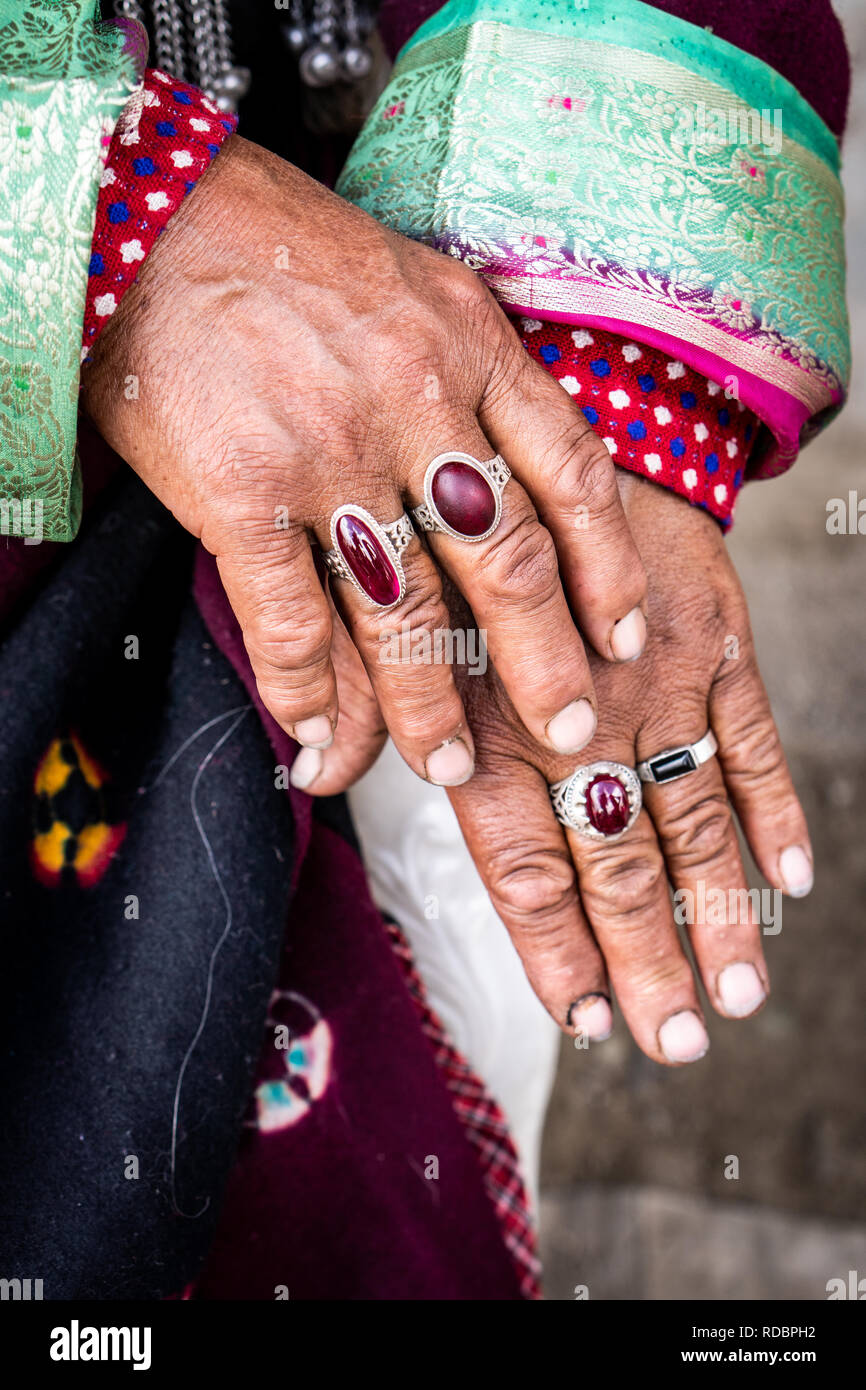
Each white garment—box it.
[347,738,560,1207]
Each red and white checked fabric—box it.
[386,919,543,1301]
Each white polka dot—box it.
[80,345,90,364]
[143,89,160,108]
[171,149,194,168]
[714,484,728,504]
[120,239,145,263]
[694,422,709,442]
[145,191,170,210]
[726,439,739,458]
[559,375,581,396]
[201,97,219,114]
[189,117,211,132]
[644,453,662,473]
[666,360,685,379]
[622,343,642,362]
[521,317,542,333]
[603,436,617,455]
[94,293,117,317]
[683,469,698,490]
[153,70,171,84]
[707,379,722,396]
[99,165,116,187]
[654,406,672,426]
[571,329,594,349]
[608,389,630,410]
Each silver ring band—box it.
[549,761,642,840]
[412,451,511,542]
[637,730,719,785]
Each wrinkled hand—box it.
[311,473,813,1065]
[81,135,647,788]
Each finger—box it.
[411,419,599,756]
[217,524,338,748]
[291,596,388,795]
[564,742,709,1065]
[448,747,613,1043]
[710,635,814,899]
[319,495,476,787]
[478,340,648,663]
[639,709,769,1022]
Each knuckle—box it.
[251,610,333,680]
[481,513,560,606]
[550,426,617,507]
[662,791,734,868]
[488,844,576,922]
[582,846,665,922]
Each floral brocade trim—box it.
[337,17,849,467]
[0,2,145,543]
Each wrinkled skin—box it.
[309,474,813,1065]
[82,136,647,792]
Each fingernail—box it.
[717,961,766,1018]
[658,1010,709,1063]
[425,737,474,787]
[294,715,334,750]
[569,993,613,1042]
[779,845,813,897]
[610,606,647,662]
[289,746,323,789]
[546,698,596,754]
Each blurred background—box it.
[538,0,866,1300]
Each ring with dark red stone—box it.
[412,451,511,543]
[549,761,642,840]
[322,505,415,609]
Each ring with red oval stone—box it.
[322,505,415,609]
[549,761,642,840]
[412,451,511,543]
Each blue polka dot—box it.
[637,373,656,393]
[88,252,104,276]
[670,437,686,458]
[582,406,599,425]
[745,422,754,443]
[108,200,129,224]
[221,120,234,133]
[206,143,219,157]
[734,469,743,488]
[627,420,647,441]
[679,391,697,409]
[183,180,196,195]
[173,90,193,105]
[540,344,560,364]
[156,121,177,137]
[705,452,719,473]
[718,407,731,426]
[590,358,611,378]
[132,156,155,176]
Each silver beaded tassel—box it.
[283,0,375,88]
[113,0,251,112]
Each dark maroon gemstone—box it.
[431,461,497,537]
[586,775,630,835]
[335,512,401,606]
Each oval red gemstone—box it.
[335,512,401,606]
[431,461,497,537]
[586,775,630,835]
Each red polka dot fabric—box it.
[82,69,238,361]
[515,318,758,527]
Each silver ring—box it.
[637,730,719,785]
[322,504,415,610]
[412,451,511,542]
[549,761,642,840]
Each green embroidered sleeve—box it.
[0,0,144,543]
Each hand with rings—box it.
[307,473,814,1066]
[81,136,648,787]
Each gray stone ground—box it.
[538,0,866,1300]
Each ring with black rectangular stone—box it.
[636,730,719,785]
